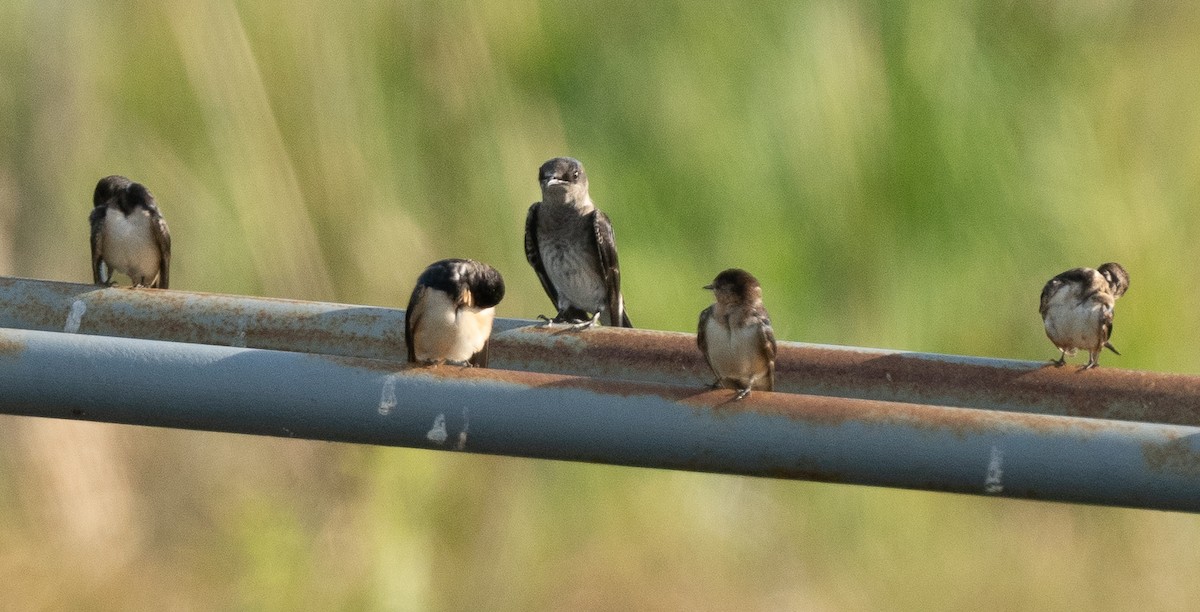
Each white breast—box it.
[705,316,769,386]
[412,289,495,363]
[102,208,161,284]
[1042,286,1107,352]
[540,239,607,312]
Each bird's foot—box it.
[1050,356,1066,367]
[536,314,557,327]
[733,387,752,401]
[446,359,473,368]
[560,312,601,332]
[705,380,722,390]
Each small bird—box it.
[405,259,506,367]
[1039,262,1130,370]
[89,176,171,288]
[697,268,777,400]
[525,157,632,330]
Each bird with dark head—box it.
[405,259,505,367]
[697,268,777,400]
[89,175,172,288]
[525,157,632,330]
[1097,262,1130,299]
[1039,261,1129,370]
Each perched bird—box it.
[525,157,632,330]
[89,176,171,288]
[405,259,506,367]
[1039,262,1130,369]
[697,268,777,400]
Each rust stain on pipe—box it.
[489,326,1200,427]
[0,335,24,357]
[1142,436,1200,476]
[331,353,1114,441]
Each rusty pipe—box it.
[2,276,1199,426]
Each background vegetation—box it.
[1,0,1198,609]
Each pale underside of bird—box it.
[1040,263,1128,370]
[89,176,171,289]
[405,259,505,368]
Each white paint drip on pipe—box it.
[985,446,1004,494]
[455,407,469,450]
[232,317,248,348]
[427,413,448,444]
[63,300,87,333]
[378,374,398,415]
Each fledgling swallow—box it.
[1039,262,1129,370]
[697,268,777,400]
[89,176,171,288]
[525,157,632,330]
[405,259,506,367]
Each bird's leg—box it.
[1082,351,1100,370]
[539,305,582,327]
[1051,349,1067,367]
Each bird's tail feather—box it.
[1104,341,1120,355]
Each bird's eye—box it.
[572,170,580,180]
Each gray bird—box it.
[697,268,777,400]
[405,259,505,367]
[525,157,632,329]
[89,176,171,288]
[1039,262,1129,369]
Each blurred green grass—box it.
[2,0,1200,609]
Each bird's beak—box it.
[545,177,566,187]
[702,284,714,290]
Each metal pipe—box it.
[489,327,1200,428]
[0,327,1197,513]
[2,328,1200,511]
[3,276,1200,426]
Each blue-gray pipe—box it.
[0,327,1197,513]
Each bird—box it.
[525,157,632,330]
[405,259,506,367]
[1039,262,1129,370]
[89,176,171,288]
[697,268,777,400]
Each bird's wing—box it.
[524,203,560,310]
[1040,268,1092,316]
[152,212,171,289]
[469,341,489,368]
[1098,296,1118,354]
[590,210,632,327]
[696,304,717,380]
[1038,278,1058,317]
[404,284,427,363]
[757,309,778,392]
[89,207,107,284]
